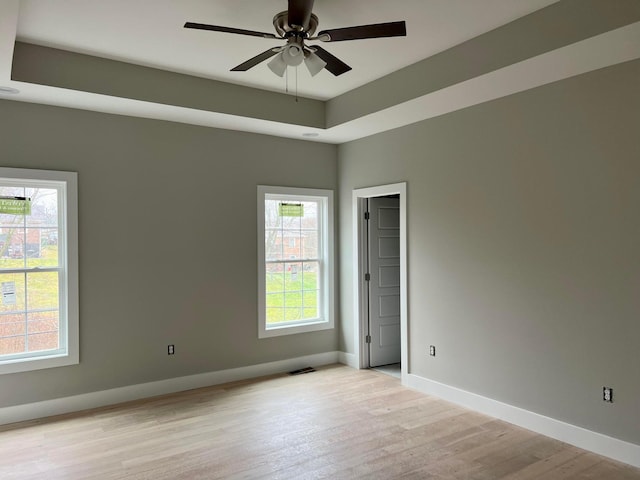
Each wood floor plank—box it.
[0,365,638,480]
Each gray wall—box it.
[0,100,338,407]
[338,59,640,445]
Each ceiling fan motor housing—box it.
[273,11,319,37]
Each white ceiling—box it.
[2,1,639,143]
[14,0,559,100]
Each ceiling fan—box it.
[184,0,406,77]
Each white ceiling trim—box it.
[0,0,19,82]
[6,81,327,142]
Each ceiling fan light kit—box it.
[267,40,327,77]
[267,51,288,77]
[304,50,326,77]
[283,43,304,67]
[184,0,406,80]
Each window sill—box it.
[0,351,79,375]
[259,319,334,339]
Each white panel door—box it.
[368,197,401,367]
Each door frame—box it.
[352,182,408,381]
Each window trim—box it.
[257,185,334,338]
[0,167,79,375]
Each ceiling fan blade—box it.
[310,46,351,76]
[288,0,314,30]
[231,48,281,71]
[184,22,278,39]
[318,21,406,42]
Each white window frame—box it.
[258,186,334,338]
[0,167,79,375]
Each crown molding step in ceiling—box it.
[3,0,640,143]
[11,42,326,129]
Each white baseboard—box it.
[338,351,358,368]
[407,373,640,469]
[0,351,339,426]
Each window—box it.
[258,186,334,338]
[0,168,78,374]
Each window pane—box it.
[23,228,42,260]
[302,262,319,290]
[0,313,26,355]
[0,273,25,313]
[281,210,301,231]
[27,271,59,311]
[302,261,319,319]
[0,186,26,229]
[0,313,25,337]
[266,292,284,308]
[28,310,59,334]
[26,187,59,269]
[266,263,284,293]
[301,201,318,229]
[303,307,318,319]
[27,272,59,353]
[300,201,319,261]
[265,229,283,261]
[0,217,22,239]
[302,283,319,319]
[27,311,59,353]
[0,214,25,230]
[284,262,303,291]
[0,272,26,356]
[283,233,301,260]
[301,231,318,259]
[264,200,282,229]
[28,228,59,268]
[266,307,284,324]
[285,307,302,321]
[25,187,58,228]
[284,291,302,306]
[0,229,25,270]
[28,333,59,352]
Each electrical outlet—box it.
[429,345,436,356]
[168,344,175,355]
[603,387,613,403]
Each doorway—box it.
[352,183,407,381]
[365,196,401,368]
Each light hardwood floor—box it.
[1,365,639,479]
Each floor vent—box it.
[289,366,316,375]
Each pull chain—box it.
[283,66,299,102]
